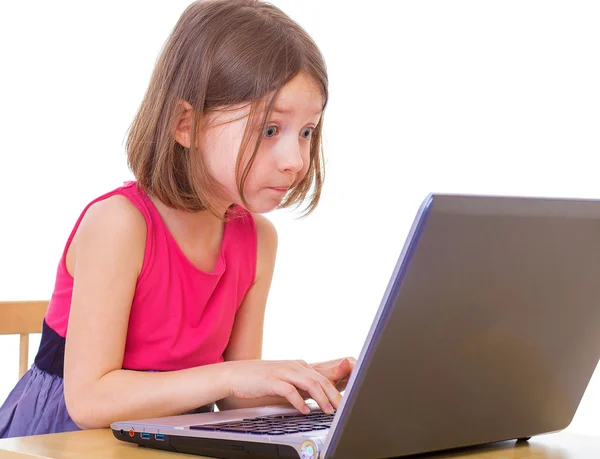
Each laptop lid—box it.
[322,193,600,459]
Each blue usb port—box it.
[141,432,151,440]
[155,434,165,441]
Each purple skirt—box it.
[1,320,215,439]
[0,364,79,439]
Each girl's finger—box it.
[313,373,343,409]
[284,372,335,414]
[271,380,310,414]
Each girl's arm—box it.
[63,196,233,428]
[217,215,357,412]
[217,214,290,411]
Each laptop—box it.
[112,193,600,459]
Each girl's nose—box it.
[277,139,305,173]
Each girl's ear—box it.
[173,99,195,148]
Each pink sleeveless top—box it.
[44,181,257,371]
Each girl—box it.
[0,0,355,438]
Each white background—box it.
[1,0,598,436]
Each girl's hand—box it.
[309,357,357,392]
[226,360,343,414]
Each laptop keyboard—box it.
[189,411,335,436]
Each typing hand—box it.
[227,360,342,414]
[309,357,356,393]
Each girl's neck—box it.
[149,196,227,269]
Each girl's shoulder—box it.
[79,193,147,239]
[249,213,278,281]
[252,213,277,246]
[76,182,148,244]
[64,183,149,278]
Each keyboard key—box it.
[190,410,335,435]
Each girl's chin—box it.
[242,197,283,214]
[232,189,287,213]
[245,202,280,214]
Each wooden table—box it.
[0,429,598,458]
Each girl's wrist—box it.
[216,360,239,399]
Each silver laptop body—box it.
[112,193,600,459]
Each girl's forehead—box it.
[275,73,324,110]
[205,73,324,123]
[269,90,323,123]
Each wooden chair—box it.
[0,301,48,378]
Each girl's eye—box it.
[301,127,314,140]
[263,125,279,138]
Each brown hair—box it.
[126,0,328,217]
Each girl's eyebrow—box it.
[273,105,323,116]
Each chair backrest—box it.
[0,301,48,378]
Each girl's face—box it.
[199,72,324,214]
